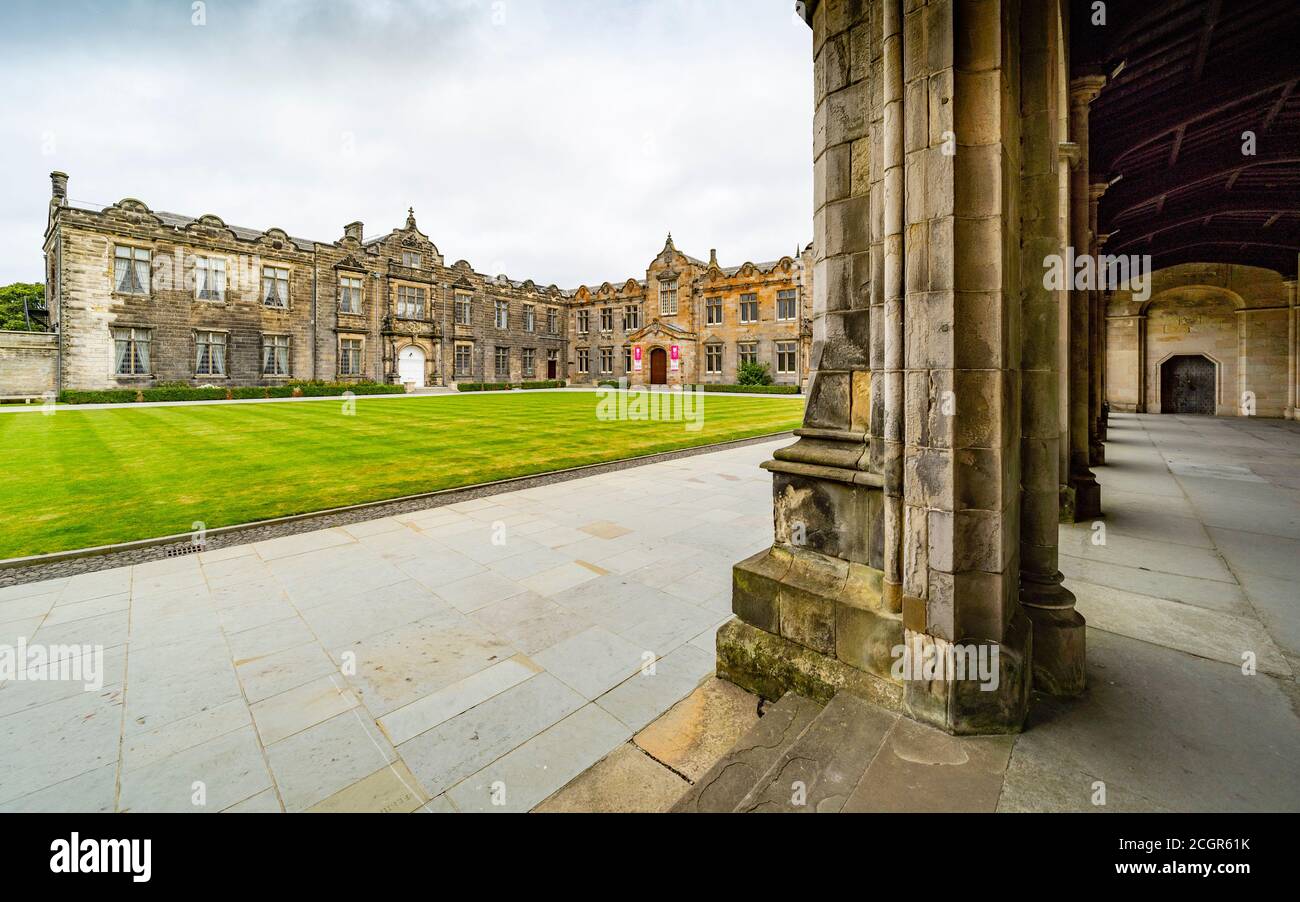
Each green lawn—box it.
[0,391,803,558]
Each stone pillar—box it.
[720,0,901,715]
[1066,76,1105,520]
[1287,278,1297,420]
[1056,141,1079,522]
[721,0,1037,736]
[1088,189,1108,462]
[1018,0,1084,697]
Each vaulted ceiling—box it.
[1075,0,1300,277]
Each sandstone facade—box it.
[34,173,812,393]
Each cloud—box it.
[0,0,813,286]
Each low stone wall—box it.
[0,330,58,397]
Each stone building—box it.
[35,173,811,393]
[566,236,814,387]
[719,0,1300,737]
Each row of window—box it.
[112,327,294,378]
[575,306,641,335]
[706,289,799,325]
[571,342,800,376]
[115,245,563,330]
[452,343,560,379]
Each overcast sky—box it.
[1,0,813,288]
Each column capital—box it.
[1088,181,1110,202]
[1069,75,1107,107]
[1058,141,1081,167]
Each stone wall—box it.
[34,174,808,394]
[1105,263,1295,417]
[0,331,58,397]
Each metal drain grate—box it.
[163,542,207,558]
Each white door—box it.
[398,346,426,387]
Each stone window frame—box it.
[623,344,632,373]
[454,341,474,377]
[776,340,797,375]
[599,307,614,333]
[193,328,229,379]
[401,251,422,269]
[706,296,724,326]
[547,307,559,333]
[659,278,679,316]
[494,299,510,330]
[111,325,153,377]
[776,288,797,321]
[524,303,536,333]
[598,346,614,374]
[576,346,590,373]
[576,309,590,335]
[623,305,640,331]
[261,264,291,310]
[338,334,365,378]
[739,293,759,324]
[395,282,427,320]
[521,347,536,378]
[112,244,151,297]
[194,254,228,303]
[338,273,365,314]
[705,342,724,375]
[454,291,473,325]
[494,345,511,379]
[738,341,758,366]
[261,333,291,378]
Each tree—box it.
[0,283,46,331]
[737,360,774,386]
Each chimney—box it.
[343,221,363,241]
[50,171,68,204]
[708,248,718,267]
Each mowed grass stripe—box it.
[0,392,803,557]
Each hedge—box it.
[57,389,140,405]
[289,380,404,397]
[57,381,404,404]
[519,380,566,390]
[700,383,801,394]
[457,382,513,392]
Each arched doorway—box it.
[649,347,668,385]
[1160,354,1216,415]
[398,345,426,388]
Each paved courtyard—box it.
[1,414,1298,812]
[0,442,774,813]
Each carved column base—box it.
[1021,576,1085,696]
[1058,483,1077,524]
[1069,470,1102,521]
[900,611,1034,735]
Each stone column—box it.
[721,0,901,715]
[1066,76,1105,519]
[1287,278,1297,420]
[1056,141,1079,521]
[1018,0,1084,697]
[721,0,1035,736]
[1088,188,1109,460]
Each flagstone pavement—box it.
[0,440,778,813]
